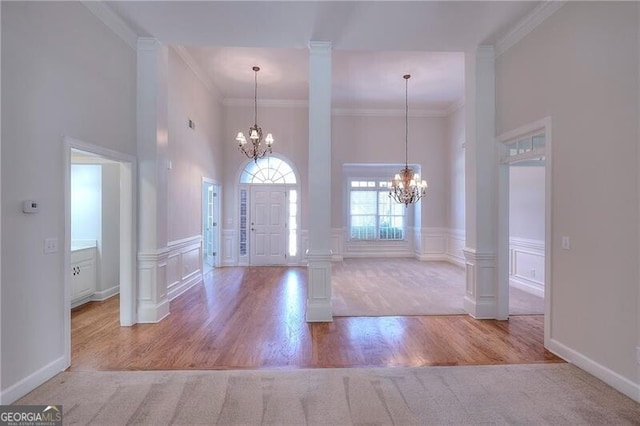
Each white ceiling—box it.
[106,1,540,110]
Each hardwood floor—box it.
[71,265,562,371]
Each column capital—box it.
[309,41,332,54]
[477,45,496,60]
[137,37,162,51]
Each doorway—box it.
[64,137,136,367]
[498,117,552,345]
[202,179,220,274]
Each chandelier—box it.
[389,74,428,207]
[235,66,274,162]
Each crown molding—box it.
[172,45,222,99]
[223,98,309,108]
[81,1,137,50]
[332,108,447,118]
[223,99,448,117]
[495,1,566,57]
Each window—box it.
[240,157,296,184]
[349,180,405,241]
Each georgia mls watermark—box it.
[0,405,62,426]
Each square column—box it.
[136,38,170,323]
[463,46,504,319]
[306,41,333,322]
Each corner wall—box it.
[1,1,136,402]
[496,1,639,399]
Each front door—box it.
[250,186,286,265]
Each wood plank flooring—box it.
[71,265,562,371]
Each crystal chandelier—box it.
[389,74,428,207]
[235,66,274,162]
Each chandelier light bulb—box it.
[265,133,274,146]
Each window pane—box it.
[350,215,376,240]
[350,191,376,215]
[532,134,545,150]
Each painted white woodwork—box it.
[70,247,96,308]
[446,229,466,267]
[463,46,501,319]
[167,236,203,301]
[136,37,170,323]
[509,237,545,297]
[306,41,333,322]
[221,229,237,266]
[250,186,287,265]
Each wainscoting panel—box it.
[446,229,466,267]
[416,228,448,261]
[222,229,236,266]
[509,237,545,297]
[166,236,203,301]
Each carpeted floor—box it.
[332,259,544,317]
[17,364,639,425]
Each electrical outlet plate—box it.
[44,238,58,254]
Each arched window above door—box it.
[240,157,296,184]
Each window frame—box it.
[348,179,407,242]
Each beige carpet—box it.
[332,259,544,317]
[17,364,639,425]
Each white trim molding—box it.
[548,338,640,403]
[137,248,170,323]
[81,1,137,49]
[446,229,466,267]
[222,229,237,266]
[167,235,203,301]
[509,237,545,297]
[91,285,120,302]
[414,227,448,261]
[0,356,67,404]
[495,1,566,57]
[172,46,221,99]
[332,107,447,118]
[462,248,498,319]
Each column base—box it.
[306,250,333,322]
[137,248,170,323]
[463,247,500,319]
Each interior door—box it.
[250,186,286,265]
[202,182,216,271]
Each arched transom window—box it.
[240,157,297,184]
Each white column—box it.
[306,41,333,322]
[463,46,503,319]
[136,38,170,323]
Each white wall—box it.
[100,163,120,293]
[167,48,224,243]
[497,2,639,391]
[445,105,465,232]
[509,165,544,241]
[331,114,447,230]
[1,1,136,400]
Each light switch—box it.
[561,236,570,250]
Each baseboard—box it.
[509,277,544,298]
[446,254,465,268]
[222,260,236,267]
[91,285,120,301]
[331,254,344,262]
[415,253,448,262]
[137,299,170,323]
[1,356,67,404]
[547,338,640,402]
[168,272,202,301]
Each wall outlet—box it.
[44,238,58,254]
[561,236,571,250]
